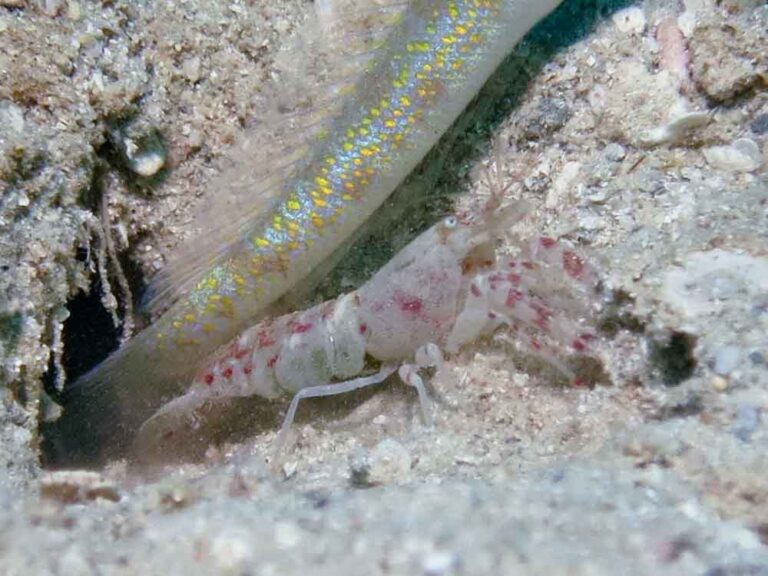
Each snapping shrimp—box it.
[136,195,602,459]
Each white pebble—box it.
[639,111,710,147]
[0,101,25,134]
[369,438,411,483]
[704,138,761,173]
[182,56,201,83]
[612,7,646,35]
[350,438,412,485]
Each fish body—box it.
[53,0,563,462]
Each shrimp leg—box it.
[273,365,399,456]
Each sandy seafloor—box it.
[1,0,767,574]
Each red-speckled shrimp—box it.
[136,195,602,457]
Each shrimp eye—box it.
[442,216,458,229]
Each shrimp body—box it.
[138,203,601,456]
[54,0,564,462]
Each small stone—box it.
[281,460,298,479]
[731,404,761,442]
[603,143,626,162]
[350,438,411,486]
[40,470,121,504]
[714,346,741,375]
[182,56,202,83]
[750,113,768,136]
[124,137,166,177]
[612,7,646,35]
[710,375,729,392]
[703,138,761,173]
[639,111,710,147]
[66,0,80,20]
[0,101,25,135]
[689,21,766,102]
[522,97,572,141]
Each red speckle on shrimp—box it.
[505,288,524,307]
[540,237,557,249]
[222,367,234,379]
[257,329,276,349]
[394,291,423,315]
[204,373,215,386]
[289,321,314,334]
[506,273,521,285]
[563,250,585,280]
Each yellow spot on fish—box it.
[343,142,354,152]
[384,119,397,128]
[184,313,196,322]
[287,198,301,212]
[255,237,270,248]
[202,323,217,333]
[400,95,411,107]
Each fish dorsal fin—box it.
[142,0,411,317]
